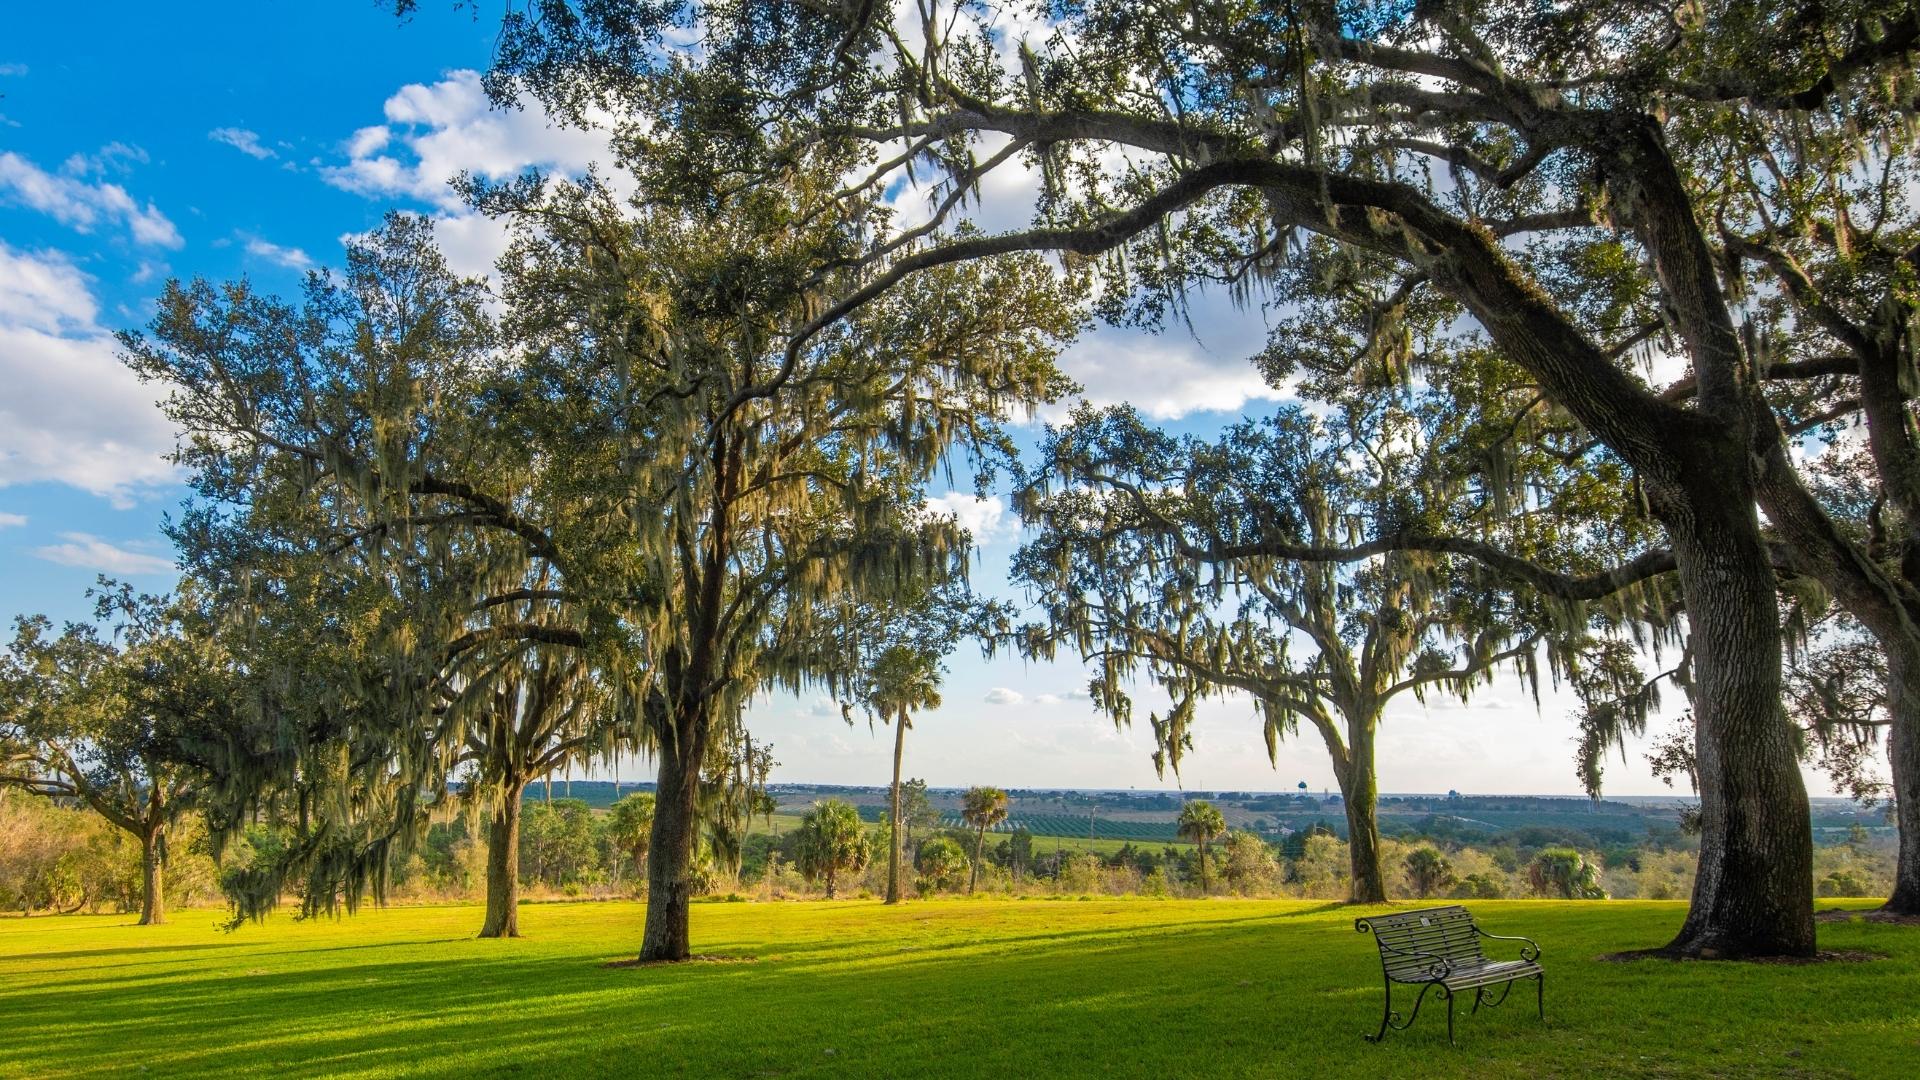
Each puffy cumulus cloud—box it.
[921,491,1009,542]
[242,235,314,271]
[1047,288,1286,421]
[0,512,25,528]
[33,533,175,575]
[0,150,181,249]
[984,687,1024,706]
[209,127,276,160]
[325,71,624,285]
[0,244,180,504]
[322,69,615,211]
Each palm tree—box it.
[795,799,872,899]
[1404,846,1455,899]
[1177,801,1228,894]
[961,785,1009,894]
[607,792,657,885]
[867,645,943,904]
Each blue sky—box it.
[0,3,1858,797]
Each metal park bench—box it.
[1354,906,1543,1043]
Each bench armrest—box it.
[1475,928,1541,963]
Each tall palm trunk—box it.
[969,824,986,894]
[886,710,907,904]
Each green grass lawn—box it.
[1,899,1913,1078]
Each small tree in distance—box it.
[1404,848,1456,900]
[0,584,221,926]
[1529,848,1606,900]
[795,800,871,899]
[961,787,1009,894]
[915,836,969,895]
[1177,801,1228,895]
[607,792,656,887]
[900,779,939,855]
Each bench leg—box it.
[1444,988,1455,1045]
[1471,986,1484,1015]
[1536,972,1545,1022]
[1366,978,1392,1043]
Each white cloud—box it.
[984,687,1025,706]
[209,127,276,160]
[322,69,613,211]
[922,492,1009,542]
[1034,691,1091,707]
[323,70,623,284]
[1047,293,1285,421]
[0,512,25,528]
[346,125,391,158]
[0,63,25,77]
[0,150,182,248]
[62,143,149,178]
[33,533,175,575]
[0,243,180,504]
[243,235,314,271]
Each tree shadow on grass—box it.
[4,906,1915,1079]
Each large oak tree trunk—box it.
[479,782,525,938]
[639,715,706,962]
[1884,648,1920,915]
[1340,726,1387,903]
[886,714,906,904]
[1663,475,1815,957]
[137,828,166,926]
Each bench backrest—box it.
[1357,906,1486,977]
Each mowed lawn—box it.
[1,899,1914,1078]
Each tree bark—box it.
[1883,647,1920,915]
[137,827,165,926]
[886,712,906,904]
[969,825,985,894]
[638,712,706,962]
[1662,469,1815,957]
[1197,840,1210,894]
[479,781,525,938]
[1340,749,1388,904]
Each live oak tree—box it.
[1014,389,1662,902]
[471,0,1920,957]
[123,217,635,937]
[0,585,223,926]
[480,150,1074,959]
[1694,95,1920,915]
[960,785,1008,894]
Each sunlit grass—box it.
[1,898,1913,1078]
